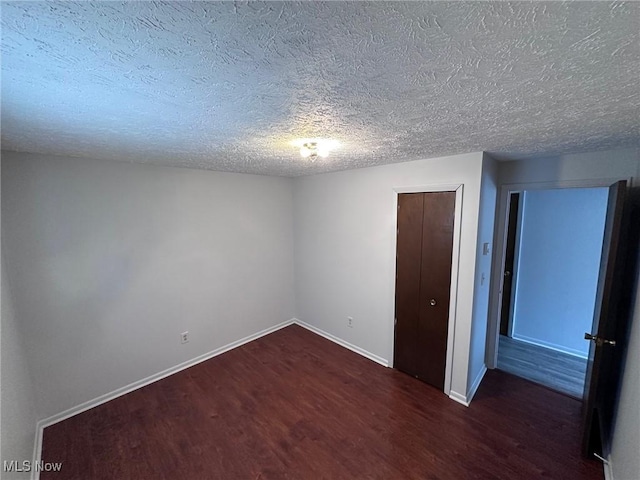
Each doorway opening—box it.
[496,186,609,399]
[490,179,638,460]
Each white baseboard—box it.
[28,317,492,478]
[602,455,613,480]
[448,365,487,408]
[31,421,44,480]
[33,318,386,435]
[448,390,470,407]
[29,318,431,479]
[30,318,295,480]
[511,333,588,359]
[293,319,389,367]
[467,364,487,404]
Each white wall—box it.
[467,154,498,392]
[487,147,640,368]
[293,152,486,400]
[1,152,295,420]
[610,245,640,480]
[2,145,635,471]
[498,148,640,186]
[512,188,608,357]
[1,157,38,477]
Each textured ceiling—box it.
[1,1,639,177]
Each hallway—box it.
[497,335,587,398]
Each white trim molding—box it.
[448,391,470,407]
[37,319,296,428]
[31,318,295,480]
[294,319,389,367]
[32,316,487,478]
[467,364,488,404]
[448,364,487,407]
[602,454,613,480]
[31,423,44,480]
[511,333,588,359]
[30,318,390,479]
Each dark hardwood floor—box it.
[41,325,602,480]
[497,335,587,398]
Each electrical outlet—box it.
[347,316,353,328]
[181,331,189,344]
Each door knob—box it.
[429,299,437,306]
[584,333,616,347]
[504,271,511,277]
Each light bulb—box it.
[292,138,339,159]
[300,147,312,158]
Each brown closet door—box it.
[394,191,456,390]
[394,193,424,375]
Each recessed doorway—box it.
[496,186,609,398]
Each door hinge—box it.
[584,333,616,347]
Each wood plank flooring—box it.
[497,335,587,398]
[41,325,602,480]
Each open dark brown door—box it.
[394,192,455,390]
[499,192,520,337]
[581,180,638,458]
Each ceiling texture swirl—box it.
[1,1,639,176]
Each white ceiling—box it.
[1,1,638,177]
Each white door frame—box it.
[486,177,630,369]
[389,184,464,396]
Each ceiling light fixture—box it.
[291,138,340,161]
[299,142,329,160]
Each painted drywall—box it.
[498,148,640,186]
[293,152,486,400]
[511,188,608,357]
[1,151,295,419]
[467,154,498,391]
[486,147,640,368]
[1,169,38,478]
[610,242,640,480]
